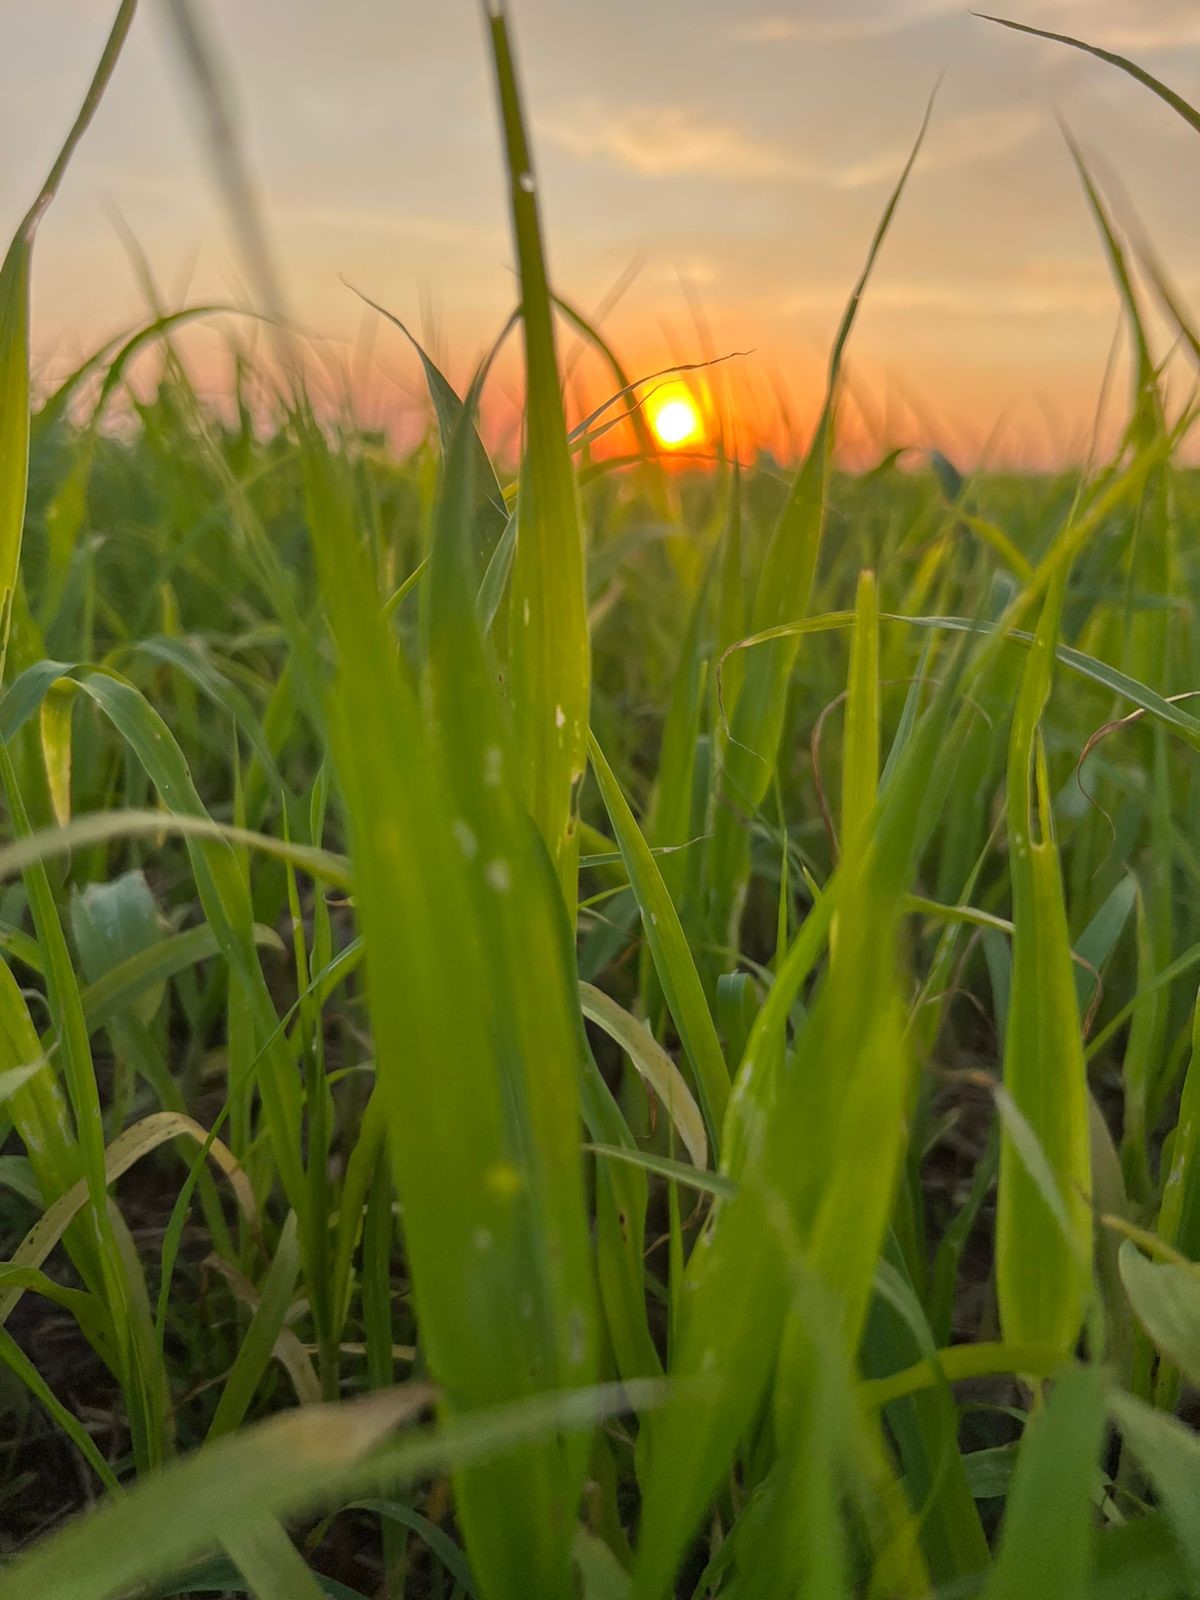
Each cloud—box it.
[780,258,1156,319]
[835,104,1044,186]
[735,1,1200,49]
[538,100,796,179]
[541,99,1043,189]
[733,3,959,46]
[266,204,500,247]
[1029,2,1200,50]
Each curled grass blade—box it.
[976,13,1200,137]
[589,730,729,1146]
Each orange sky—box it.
[3,2,1199,467]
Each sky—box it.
[2,0,1199,465]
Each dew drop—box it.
[485,858,512,893]
[452,819,478,860]
[567,1307,588,1364]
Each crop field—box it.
[3,3,1200,1598]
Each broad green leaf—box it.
[574,1529,631,1600]
[1108,1390,1200,1587]
[1091,1514,1196,1600]
[70,870,165,1026]
[1118,1240,1200,1391]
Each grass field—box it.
[3,3,1200,1597]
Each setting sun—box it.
[648,383,704,450]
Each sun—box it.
[648,383,704,451]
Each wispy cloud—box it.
[266,204,500,248]
[835,105,1044,186]
[733,3,958,46]
[1020,2,1200,51]
[538,100,795,180]
[781,258,1138,319]
[736,1,1200,49]
[541,99,1043,188]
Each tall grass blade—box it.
[976,14,1200,136]
[0,0,138,677]
[589,730,729,1144]
[484,3,589,905]
[996,575,1093,1354]
[707,91,934,939]
[982,1364,1107,1600]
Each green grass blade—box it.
[589,730,729,1145]
[222,1517,330,1600]
[0,1381,668,1600]
[976,13,1200,136]
[421,351,601,1586]
[707,90,934,937]
[0,1322,121,1495]
[982,1364,1107,1600]
[0,956,78,1200]
[996,575,1093,1355]
[0,0,138,677]
[305,414,596,1597]
[1108,1391,1200,1588]
[840,569,880,863]
[349,283,510,576]
[485,2,589,906]
[206,1212,302,1441]
[1117,1240,1200,1391]
[579,983,707,1169]
[632,655,962,1600]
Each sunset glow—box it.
[648,384,703,450]
[3,2,1199,463]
